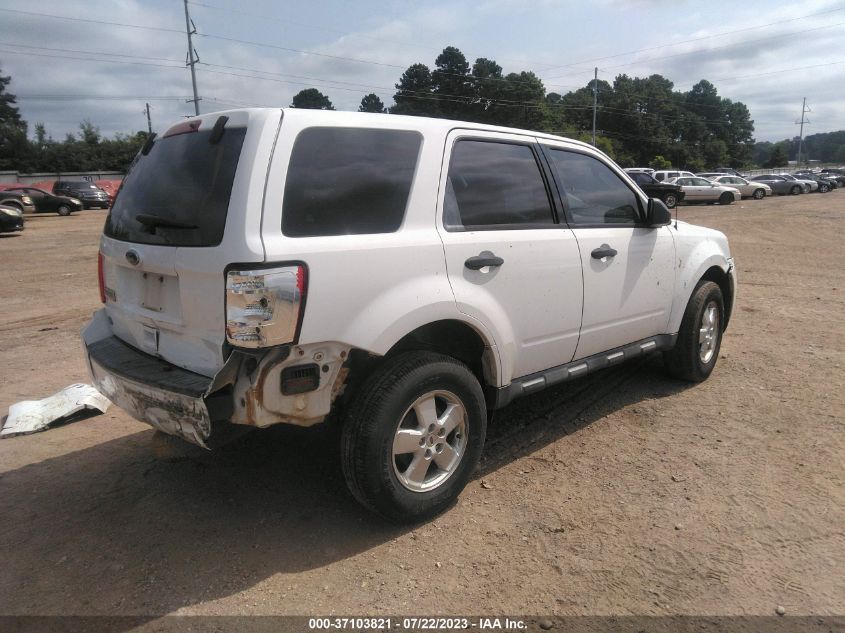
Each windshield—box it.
[104,126,246,246]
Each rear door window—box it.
[282,127,422,237]
[104,126,247,246]
[443,140,554,230]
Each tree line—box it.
[2,50,843,174]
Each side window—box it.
[547,149,640,225]
[282,127,422,237]
[633,173,650,185]
[444,140,554,230]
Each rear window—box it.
[104,126,247,246]
[282,127,422,237]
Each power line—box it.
[595,21,845,73]
[540,5,845,78]
[0,7,185,34]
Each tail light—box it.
[225,265,307,348]
[97,251,106,303]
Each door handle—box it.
[465,254,504,270]
[591,245,618,259]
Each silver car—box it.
[708,175,771,199]
[669,177,742,205]
[749,175,805,195]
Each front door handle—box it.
[591,245,618,259]
[465,254,504,270]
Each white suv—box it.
[83,109,736,522]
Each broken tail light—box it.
[225,265,307,348]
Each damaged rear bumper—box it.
[82,309,231,448]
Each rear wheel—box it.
[341,351,487,523]
[662,193,678,209]
[790,185,801,195]
[819,184,829,193]
[752,188,765,200]
[664,281,724,382]
[718,192,734,205]
[57,204,71,216]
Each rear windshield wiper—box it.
[135,213,198,230]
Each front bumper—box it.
[82,310,231,447]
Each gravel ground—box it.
[0,192,843,618]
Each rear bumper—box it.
[0,215,24,232]
[82,309,230,447]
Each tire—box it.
[57,204,71,216]
[341,351,487,523]
[790,185,801,195]
[662,193,678,209]
[718,192,733,205]
[752,188,765,200]
[819,184,829,193]
[664,280,724,383]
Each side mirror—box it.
[646,198,672,227]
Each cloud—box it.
[0,0,842,141]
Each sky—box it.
[0,0,843,143]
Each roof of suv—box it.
[229,107,602,154]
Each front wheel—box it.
[662,193,678,209]
[664,280,724,382]
[57,204,71,216]
[341,351,487,523]
[752,188,765,199]
[819,184,829,193]
[790,185,801,195]
[718,192,734,205]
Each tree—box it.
[431,46,472,119]
[391,63,435,116]
[650,155,672,169]
[358,93,386,113]
[290,88,335,110]
[0,67,29,170]
[764,145,788,168]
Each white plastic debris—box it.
[1,384,111,438]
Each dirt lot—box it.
[0,193,843,618]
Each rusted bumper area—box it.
[82,310,226,448]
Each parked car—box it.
[52,181,111,208]
[653,169,696,182]
[0,189,36,214]
[668,176,741,204]
[83,109,736,522]
[715,167,746,178]
[4,186,83,215]
[748,174,804,195]
[778,174,816,193]
[792,173,837,192]
[625,169,685,208]
[625,167,655,175]
[696,172,729,180]
[708,175,771,199]
[0,204,24,233]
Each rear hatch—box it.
[99,109,282,377]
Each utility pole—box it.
[144,102,152,134]
[591,67,598,147]
[795,97,810,168]
[183,0,201,115]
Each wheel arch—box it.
[668,252,734,335]
[699,265,733,329]
[384,319,500,388]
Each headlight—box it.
[225,265,307,348]
[0,207,22,217]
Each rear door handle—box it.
[465,254,504,270]
[591,245,618,259]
